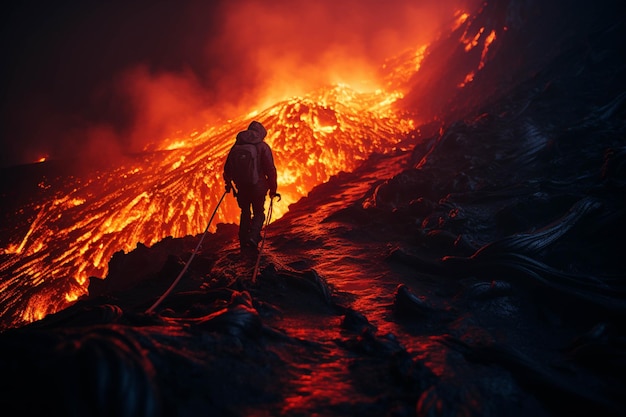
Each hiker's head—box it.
[248,120,267,140]
[236,129,259,144]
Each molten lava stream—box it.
[0,84,413,331]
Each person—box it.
[223,120,279,249]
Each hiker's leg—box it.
[239,207,252,244]
[249,194,266,244]
[237,193,252,246]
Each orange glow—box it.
[382,44,429,89]
[164,140,189,150]
[2,244,20,255]
[452,11,470,31]
[458,27,497,87]
[65,290,81,303]
[0,3,481,330]
[458,71,475,87]
[0,81,414,329]
[461,26,485,52]
[478,29,496,69]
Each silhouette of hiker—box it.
[223,120,278,250]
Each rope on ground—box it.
[145,190,228,313]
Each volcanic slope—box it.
[1,0,625,415]
[0,83,411,332]
[3,82,625,415]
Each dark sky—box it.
[0,0,477,168]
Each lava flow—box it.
[0,2,496,331]
[0,83,415,330]
[1,0,624,414]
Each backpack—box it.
[228,143,260,185]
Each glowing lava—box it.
[0,5,491,331]
[0,84,413,330]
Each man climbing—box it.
[223,120,279,250]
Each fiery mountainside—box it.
[1,0,625,416]
[0,83,412,330]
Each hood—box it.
[247,120,267,140]
[235,129,261,144]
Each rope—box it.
[145,190,228,313]
[252,194,277,283]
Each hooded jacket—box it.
[224,121,278,195]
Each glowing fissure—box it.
[479,29,496,69]
[458,25,498,87]
[452,11,470,30]
[462,26,485,51]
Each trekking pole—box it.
[146,190,228,313]
[252,193,280,283]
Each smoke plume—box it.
[0,0,478,168]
